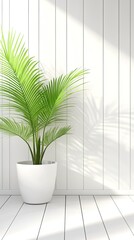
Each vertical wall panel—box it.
[67,0,83,189]
[2,0,11,190]
[39,0,55,163]
[29,0,38,59]
[84,0,103,189]
[2,0,10,189]
[104,0,118,189]
[28,0,39,162]
[0,0,2,189]
[10,0,29,189]
[131,0,134,189]
[119,0,131,190]
[55,0,67,189]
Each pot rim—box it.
[17,161,57,165]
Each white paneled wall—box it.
[0,0,134,194]
[119,0,131,190]
[67,0,84,189]
[1,0,10,190]
[84,0,103,190]
[104,0,118,189]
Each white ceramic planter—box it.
[16,161,57,204]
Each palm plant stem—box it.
[24,139,34,161]
[33,133,36,161]
[41,127,46,153]
[40,145,49,163]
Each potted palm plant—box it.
[0,31,87,204]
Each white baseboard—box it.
[54,189,134,195]
[0,189,20,195]
[1,189,134,195]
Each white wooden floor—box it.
[1,196,134,240]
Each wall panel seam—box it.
[118,0,120,190]
[1,0,3,190]
[83,0,84,190]
[66,0,68,190]
[130,0,132,190]
[9,0,11,190]
[102,0,104,190]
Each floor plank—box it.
[1,195,134,240]
[3,203,46,240]
[0,196,10,209]
[0,196,23,239]
[65,196,85,240]
[112,196,134,234]
[95,196,134,240]
[80,196,109,240]
[38,196,65,240]
[130,196,134,201]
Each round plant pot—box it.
[16,161,57,204]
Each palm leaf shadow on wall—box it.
[57,95,133,189]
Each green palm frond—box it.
[38,69,87,127]
[0,31,44,128]
[43,126,71,146]
[0,30,88,164]
[0,117,32,141]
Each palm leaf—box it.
[0,31,44,129]
[38,69,87,128]
[0,117,32,141]
[43,126,71,146]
